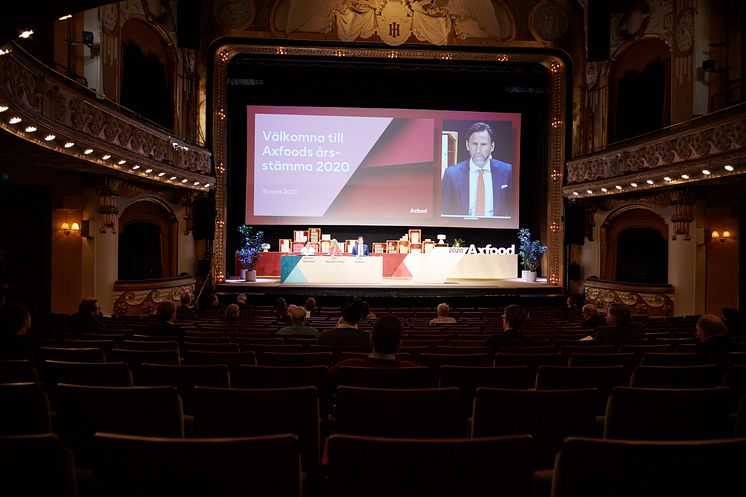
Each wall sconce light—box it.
[61,221,80,236]
[711,230,731,243]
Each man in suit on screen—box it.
[441,122,512,218]
[350,236,369,256]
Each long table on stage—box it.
[251,250,518,284]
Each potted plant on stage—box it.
[237,225,264,282]
[518,228,546,282]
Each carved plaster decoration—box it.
[669,188,695,241]
[113,277,195,316]
[610,0,672,52]
[280,0,513,45]
[674,7,695,56]
[181,191,197,236]
[584,280,674,317]
[96,176,122,234]
[529,2,568,42]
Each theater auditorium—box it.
[1,1,745,496]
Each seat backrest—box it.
[418,353,492,386]
[639,352,710,366]
[334,386,462,438]
[337,366,429,389]
[109,348,180,367]
[0,359,38,382]
[0,382,51,435]
[121,340,179,351]
[55,384,184,468]
[630,364,722,388]
[536,365,628,414]
[133,363,230,414]
[38,347,106,363]
[182,342,240,352]
[93,432,301,497]
[0,434,78,497]
[260,351,333,367]
[604,386,732,440]
[472,387,598,469]
[183,350,256,371]
[326,434,535,497]
[493,353,568,378]
[568,352,638,373]
[45,360,133,387]
[559,345,616,357]
[551,436,746,497]
[192,386,319,473]
[723,364,746,412]
[499,346,556,354]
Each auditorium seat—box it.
[54,384,184,468]
[183,350,256,373]
[38,347,106,363]
[133,363,230,415]
[192,386,320,473]
[617,343,674,355]
[639,352,710,366]
[44,360,133,387]
[493,353,567,378]
[558,345,616,357]
[333,386,462,438]
[440,365,532,426]
[182,342,240,352]
[337,366,429,389]
[535,365,628,414]
[121,340,179,351]
[472,387,598,468]
[93,432,301,497]
[0,434,78,497]
[722,365,746,413]
[111,347,179,366]
[418,353,493,386]
[0,382,51,435]
[551,436,746,497]
[499,345,556,354]
[0,359,38,383]
[603,386,732,440]
[629,364,722,388]
[326,434,535,497]
[568,352,638,376]
[61,339,117,357]
[260,351,333,367]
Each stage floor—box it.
[217,277,563,307]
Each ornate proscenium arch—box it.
[600,205,668,281]
[210,44,567,286]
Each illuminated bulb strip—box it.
[630,182,638,187]
[64,142,74,148]
[19,30,33,39]
[600,187,607,192]
[157,172,165,177]
[725,165,734,171]
[0,106,8,112]
[181,179,188,183]
[572,191,579,196]
[681,174,689,179]
[24,126,36,132]
[83,149,93,154]
[615,185,622,190]
[44,134,55,141]
[664,176,672,182]
[646,179,654,185]
[193,181,200,186]
[9,116,22,124]
[102,154,111,160]
[586,189,592,194]
[132,165,140,170]
[170,176,177,181]
[203,183,210,188]
[145,168,153,173]
[117,160,126,165]
[702,169,711,175]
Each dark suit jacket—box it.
[350,244,369,256]
[441,159,512,216]
[594,324,645,344]
[141,321,185,341]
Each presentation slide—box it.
[246,106,520,229]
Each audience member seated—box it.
[277,306,319,337]
[0,302,34,359]
[142,301,185,342]
[236,293,249,310]
[566,295,578,311]
[69,298,105,330]
[594,304,644,344]
[274,297,291,324]
[304,297,317,316]
[224,304,241,323]
[481,304,533,353]
[175,292,198,321]
[695,314,735,359]
[581,303,605,329]
[318,298,370,349]
[429,303,457,326]
[329,315,417,378]
[361,301,376,320]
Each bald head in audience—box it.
[696,314,729,342]
[289,305,307,325]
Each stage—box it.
[216,276,564,308]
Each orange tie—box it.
[476,167,485,216]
